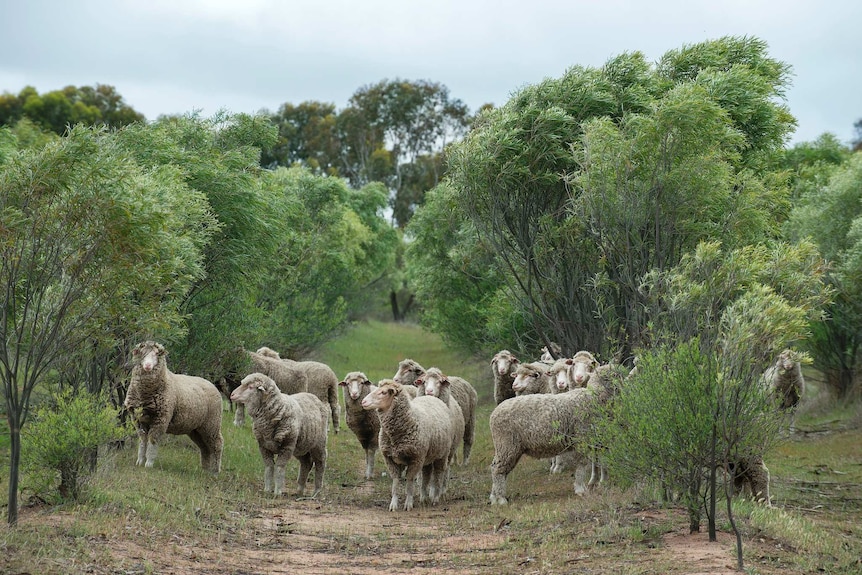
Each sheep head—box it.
[230,372,277,405]
[416,367,449,398]
[393,359,425,386]
[339,371,371,400]
[361,379,402,411]
[568,350,599,387]
[492,350,518,375]
[132,341,166,373]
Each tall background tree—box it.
[0,84,145,134]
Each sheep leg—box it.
[144,433,161,468]
[364,447,376,480]
[489,451,521,505]
[135,429,148,466]
[431,458,448,504]
[403,462,423,511]
[462,420,474,466]
[311,451,326,497]
[296,453,313,496]
[188,430,212,472]
[420,464,433,504]
[233,404,246,427]
[260,447,275,493]
[384,457,403,512]
[573,462,590,495]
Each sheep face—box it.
[548,360,571,392]
[339,371,370,401]
[568,351,598,387]
[361,381,400,411]
[492,351,518,376]
[416,368,449,398]
[230,373,277,405]
[393,359,425,386]
[512,364,544,393]
[776,349,794,373]
[133,341,166,373]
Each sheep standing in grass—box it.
[339,371,381,480]
[361,380,453,511]
[415,368,466,468]
[225,348,309,427]
[393,359,478,465]
[124,341,223,473]
[230,373,328,497]
[256,347,340,433]
[491,350,519,404]
[489,362,623,504]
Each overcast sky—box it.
[1,0,858,146]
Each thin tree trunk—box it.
[726,485,744,571]
[708,422,717,541]
[7,411,20,525]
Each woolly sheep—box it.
[256,347,341,434]
[489,362,624,504]
[124,341,223,473]
[230,373,329,497]
[415,367,466,468]
[393,359,478,464]
[728,350,805,505]
[491,350,519,404]
[338,371,381,480]
[511,361,555,396]
[226,348,309,427]
[361,379,454,511]
[765,349,805,416]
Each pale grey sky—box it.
[1,0,858,145]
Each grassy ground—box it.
[0,319,860,574]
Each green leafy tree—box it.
[787,153,862,398]
[261,101,340,174]
[0,125,216,524]
[254,168,398,353]
[0,84,144,135]
[338,79,471,227]
[425,36,795,359]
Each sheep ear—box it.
[415,378,424,386]
[513,358,519,364]
[565,359,574,365]
[257,384,266,392]
[338,381,347,387]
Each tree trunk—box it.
[390,290,402,322]
[6,411,20,525]
[708,422,717,541]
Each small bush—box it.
[24,388,131,501]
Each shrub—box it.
[24,389,131,500]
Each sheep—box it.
[124,341,223,473]
[540,342,562,362]
[727,350,805,506]
[489,362,624,504]
[511,361,555,396]
[393,359,478,464]
[414,368,466,468]
[491,350,519,404]
[361,379,454,511]
[230,373,328,497]
[338,371,381,480]
[256,347,341,434]
[225,348,309,427]
[765,349,805,417]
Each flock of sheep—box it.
[122,340,805,510]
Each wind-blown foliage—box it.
[413,36,797,360]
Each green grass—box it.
[0,320,860,574]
